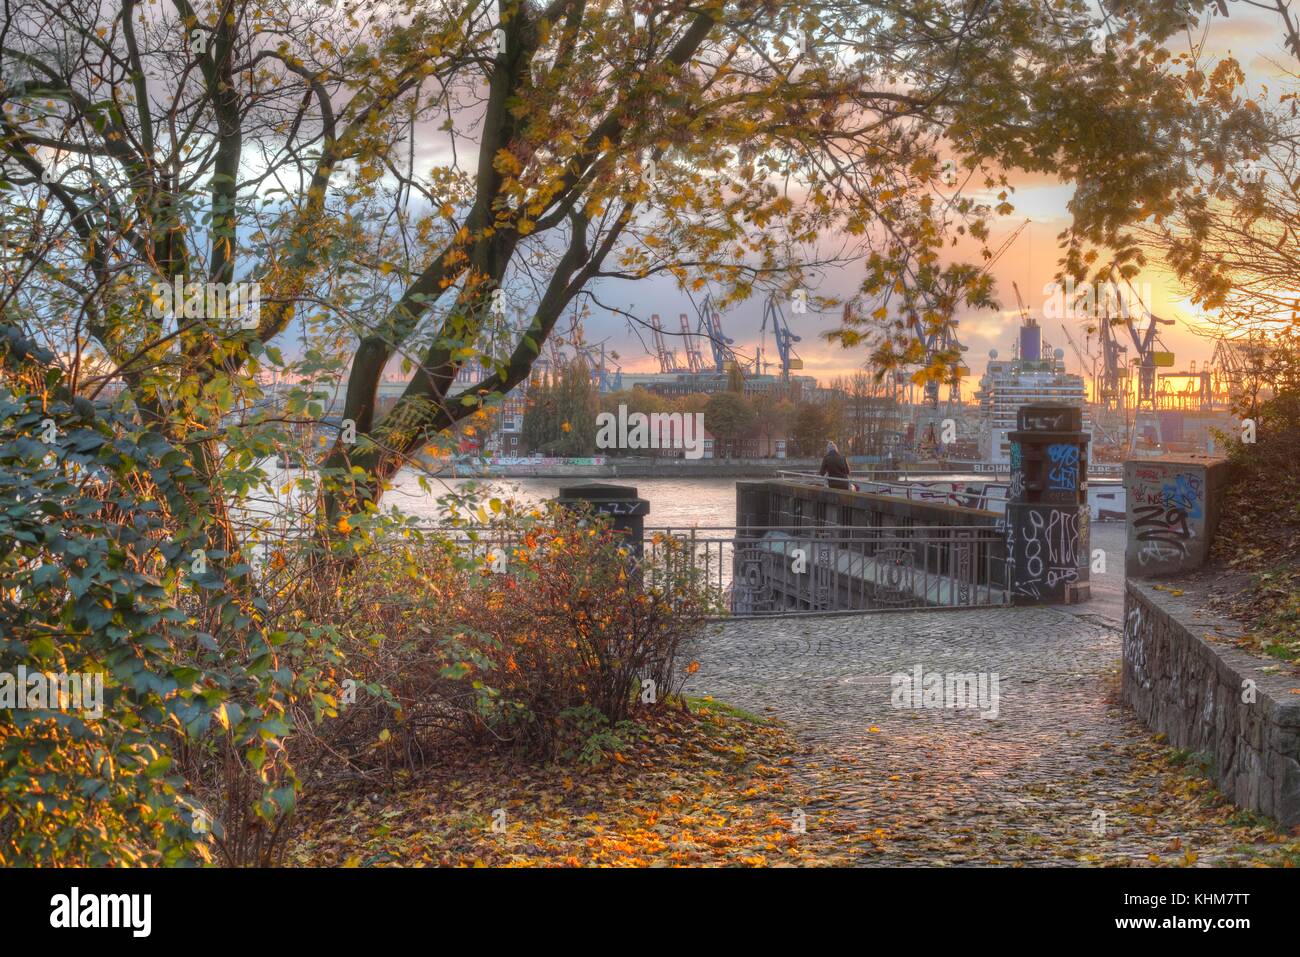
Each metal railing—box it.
[401,522,1010,618]
[774,470,1010,512]
[645,524,1008,616]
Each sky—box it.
[555,4,1292,398]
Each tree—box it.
[752,395,795,457]
[791,402,836,457]
[1133,3,1300,342]
[727,361,745,393]
[831,371,899,455]
[0,0,1211,535]
[703,391,755,458]
[523,356,595,455]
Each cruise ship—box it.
[974,315,1091,465]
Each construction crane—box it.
[1127,319,1174,411]
[1093,312,1130,412]
[648,313,681,374]
[906,310,967,410]
[902,224,1028,411]
[567,336,622,393]
[679,312,705,374]
[1109,279,1175,453]
[1208,337,1265,408]
[696,294,737,374]
[1059,322,1093,381]
[759,293,804,381]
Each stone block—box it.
[1124,455,1228,578]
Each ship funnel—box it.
[1019,319,1041,361]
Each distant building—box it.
[619,370,816,399]
[645,415,714,459]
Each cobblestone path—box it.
[687,526,1293,865]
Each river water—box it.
[384,473,741,528]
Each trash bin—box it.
[1006,403,1090,604]
[554,483,650,558]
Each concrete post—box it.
[1006,403,1091,604]
[554,483,650,557]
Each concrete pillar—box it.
[554,483,650,557]
[1006,403,1091,604]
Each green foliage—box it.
[522,358,597,456]
[0,335,366,865]
[702,392,756,456]
[558,704,640,766]
[0,366,218,864]
[1213,380,1300,661]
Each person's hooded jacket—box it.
[818,442,851,490]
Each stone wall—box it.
[1122,581,1300,826]
[1124,455,1228,578]
[736,479,1004,533]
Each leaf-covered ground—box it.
[1202,402,1300,663]
[289,696,1300,867]
[290,701,858,867]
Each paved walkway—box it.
[687,526,1288,865]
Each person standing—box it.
[818,440,852,491]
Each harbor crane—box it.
[906,222,1028,411]
[679,312,706,374]
[759,293,804,380]
[696,294,738,373]
[648,313,681,374]
[1059,321,1092,379]
[1106,279,1174,453]
[1093,310,1130,412]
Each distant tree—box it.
[791,403,836,457]
[557,358,598,455]
[523,357,596,455]
[703,392,756,458]
[679,393,711,415]
[599,387,669,419]
[522,369,558,453]
[752,396,795,457]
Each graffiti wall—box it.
[1123,457,1226,578]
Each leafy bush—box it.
[324,506,712,763]
[0,367,215,864]
[0,341,345,866]
[0,330,711,862]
